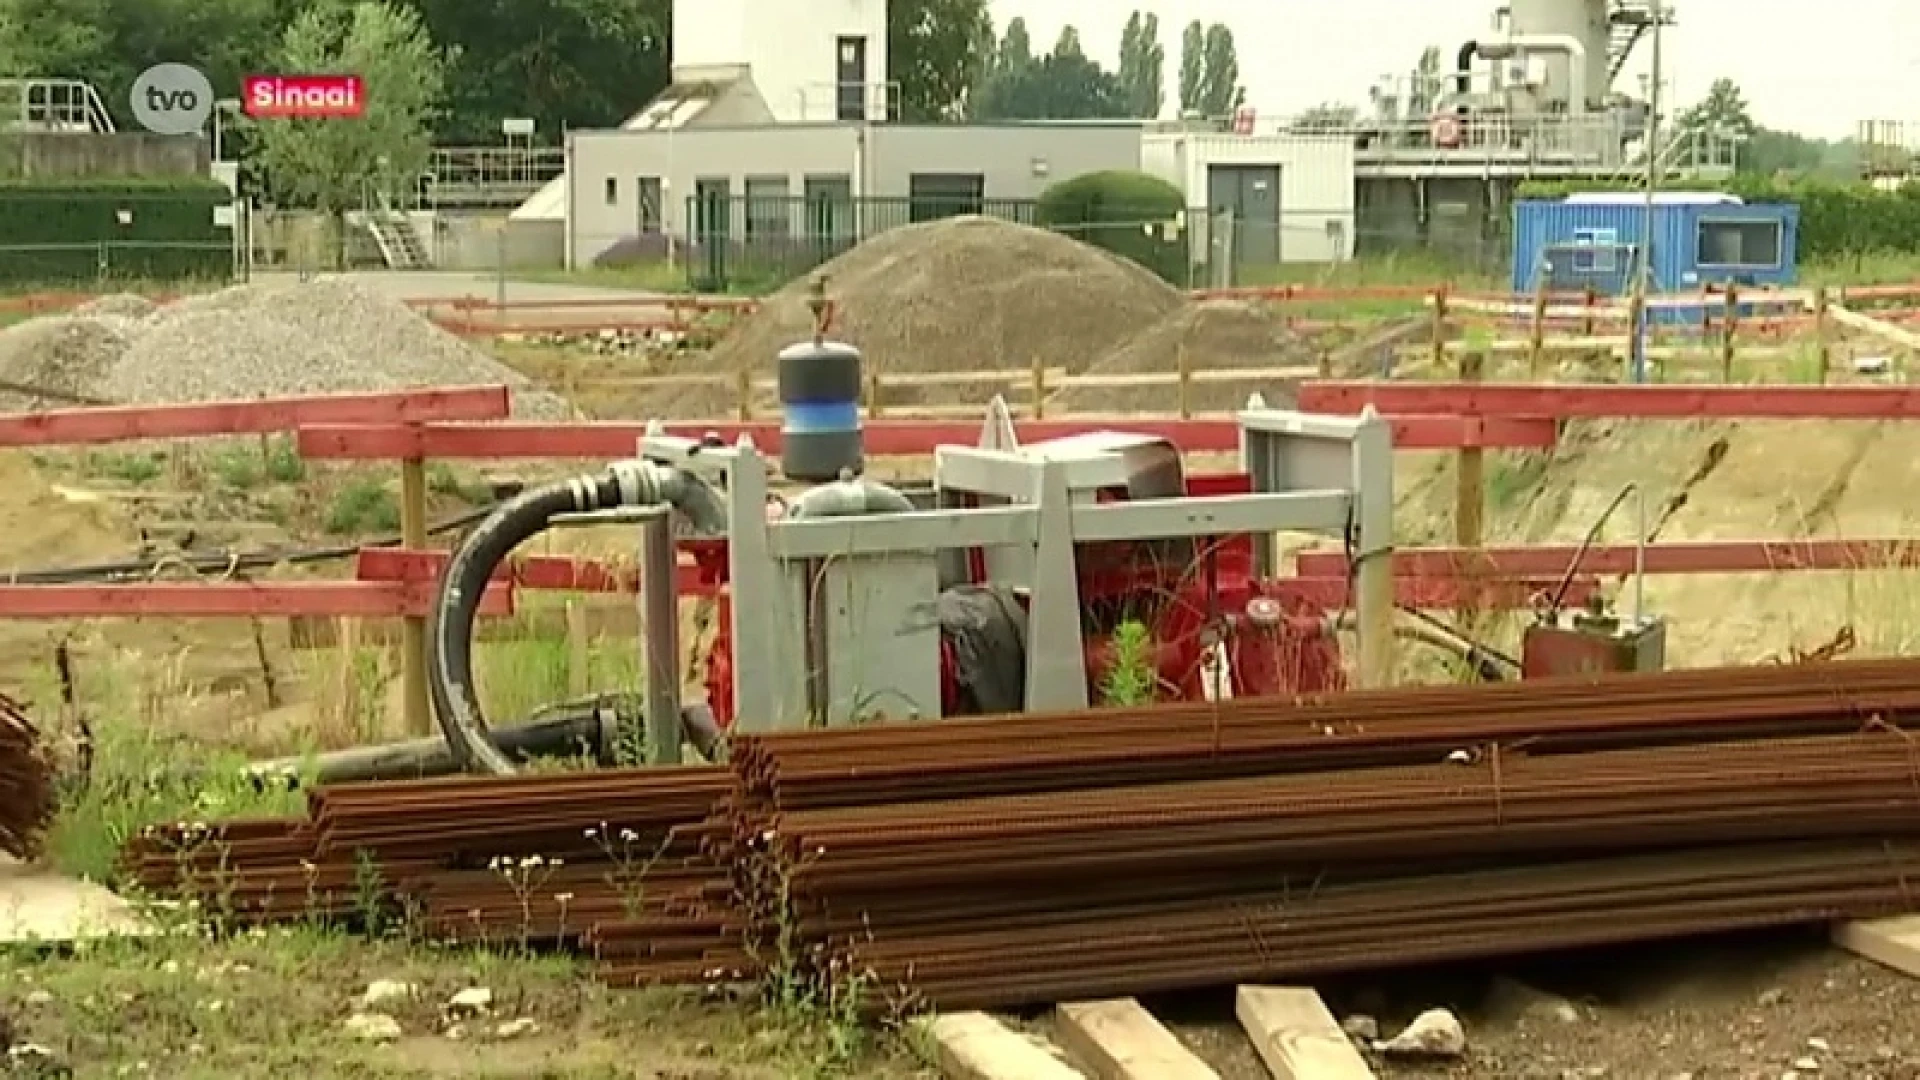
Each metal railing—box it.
[423,147,566,208]
[1345,113,1638,168]
[789,80,903,123]
[0,79,114,134]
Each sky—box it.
[988,0,1918,140]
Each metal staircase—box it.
[367,213,431,269]
[1607,0,1671,83]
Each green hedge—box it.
[0,181,233,285]
[1516,176,1920,261]
[1036,170,1187,284]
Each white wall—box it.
[671,0,747,71]
[746,0,889,123]
[1143,132,1358,262]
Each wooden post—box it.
[1720,283,1739,382]
[1582,285,1598,336]
[865,371,885,418]
[1455,348,1485,637]
[1429,285,1449,369]
[1528,275,1550,377]
[1175,344,1193,418]
[398,451,430,737]
[565,600,591,698]
[1029,354,1047,420]
[735,367,752,422]
[1814,285,1831,383]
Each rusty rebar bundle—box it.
[0,693,56,859]
[120,657,1920,1010]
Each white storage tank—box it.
[1507,0,1612,109]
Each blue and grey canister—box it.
[776,339,865,482]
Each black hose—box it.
[430,475,625,775]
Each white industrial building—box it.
[1142,131,1358,264]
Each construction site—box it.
[13,207,1920,1080]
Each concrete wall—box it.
[1,132,208,179]
[429,213,565,270]
[867,124,1141,202]
[672,0,887,122]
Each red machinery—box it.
[690,467,1347,730]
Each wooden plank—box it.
[1829,303,1920,351]
[917,1012,1087,1080]
[289,595,644,649]
[1300,381,1920,420]
[1054,999,1218,1080]
[0,385,511,447]
[1296,537,1920,579]
[1834,915,1920,978]
[0,581,514,618]
[1235,986,1375,1080]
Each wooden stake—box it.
[1528,275,1549,377]
[1720,283,1739,382]
[1814,285,1831,383]
[566,600,591,698]
[1455,348,1485,636]
[1030,354,1047,420]
[398,453,431,737]
[1175,344,1193,418]
[865,371,885,418]
[1582,285,1598,336]
[735,367,752,422]
[1430,285,1449,369]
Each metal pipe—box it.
[1477,35,1589,114]
[640,507,682,765]
[1455,41,1480,95]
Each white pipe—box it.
[1477,34,1589,115]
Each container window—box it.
[1697,219,1782,268]
[1571,228,1619,273]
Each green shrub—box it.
[0,179,232,285]
[1517,176,1920,261]
[1036,170,1188,284]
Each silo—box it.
[1506,0,1614,110]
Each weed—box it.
[1099,619,1157,706]
[88,450,162,486]
[585,822,672,920]
[323,477,401,535]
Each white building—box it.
[1142,131,1358,264]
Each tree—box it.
[970,20,1126,121]
[1176,19,1241,118]
[889,0,991,122]
[1116,11,1163,119]
[1177,20,1203,115]
[401,0,666,144]
[1292,103,1360,132]
[1680,77,1755,139]
[248,0,448,226]
[1198,23,1242,116]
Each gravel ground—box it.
[1091,931,1920,1079]
[0,279,572,417]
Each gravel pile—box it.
[675,216,1183,416]
[1054,299,1321,414]
[71,292,157,319]
[0,278,572,418]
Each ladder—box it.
[367,213,431,269]
[1606,0,1671,83]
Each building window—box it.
[744,175,791,238]
[908,173,985,223]
[603,176,618,205]
[1570,227,1619,273]
[1697,219,1782,268]
[637,177,662,233]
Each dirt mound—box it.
[0,316,136,406]
[0,279,574,418]
[677,216,1183,416]
[71,292,157,319]
[1055,299,1322,414]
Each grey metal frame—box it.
[635,398,1395,734]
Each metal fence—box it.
[570,198,1512,293]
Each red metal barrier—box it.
[1299,382,1920,420]
[0,385,511,447]
[0,582,513,618]
[1297,539,1920,579]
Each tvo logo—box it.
[130,63,214,135]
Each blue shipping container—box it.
[1510,196,1800,323]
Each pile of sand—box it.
[675,216,1186,415]
[0,279,572,417]
[1055,299,1323,414]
